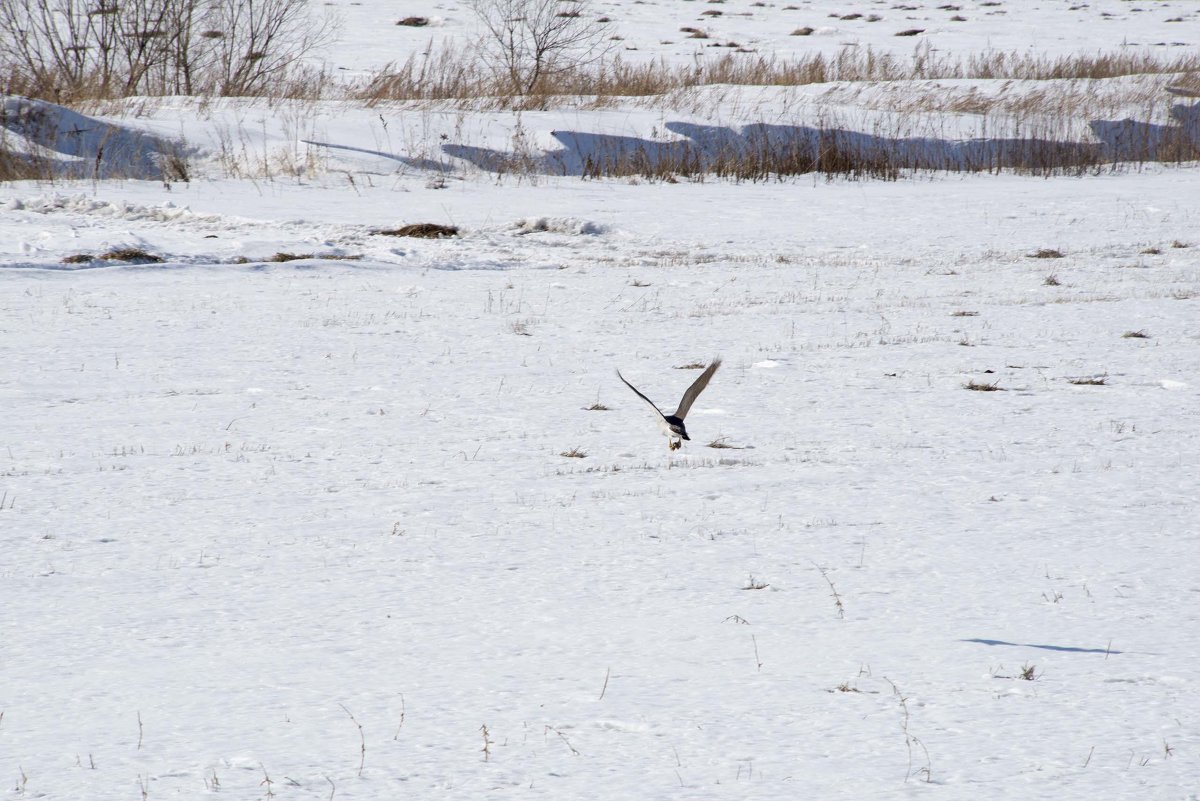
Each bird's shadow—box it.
[961,638,1122,655]
[300,138,455,173]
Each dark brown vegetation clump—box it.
[1028,248,1065,259]
[99,248,164,263]
[266,252,362,262]
[376,223,460,238]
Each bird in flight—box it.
[616,358,721,450]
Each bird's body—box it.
[617,358,721,450]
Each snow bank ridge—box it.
[5,194,209,223]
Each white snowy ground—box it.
[3,1,1200,799]
[3,168,1199,800]
[327,0,1200,75]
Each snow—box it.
[2,2,1200,800]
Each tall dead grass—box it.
[570,126,1122,183]
[356,44,1200,107]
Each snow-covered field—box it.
[3,2,1200,799]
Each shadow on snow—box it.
[962,638,1123,655]
[2,96,183,180]
[444,101,1200,178]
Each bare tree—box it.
[468,0,613,95]
[201,0,337,95]
[0,0,102,95]
[0,0,336,99]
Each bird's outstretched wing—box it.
[673,358,721,420]
[617,369,667,422]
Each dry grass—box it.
[1122,329,1151,339]
[0,146,54,181]
[965,379,1005,392]
[575,128,909,182]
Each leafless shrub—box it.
[1043,274,1061,286]
[1121,329,1150,339]
[964,379,1004,391]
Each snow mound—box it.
[511,217,607,236]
